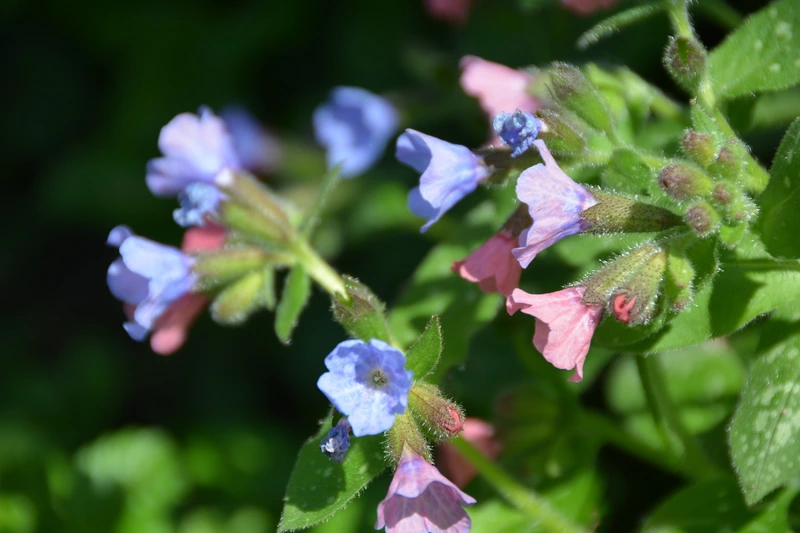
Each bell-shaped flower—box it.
[507,286,603,382]
[146,107,241,197]
[452,230,521,296]
[317,339,413,437]
[107,225,200,343]
[220,106,281,175]
[513,140,597,268]
[314,86,399,178]
[376,450,476,533]
[397,129,490,233]
[492,110,541,157]
[561,0,619,16]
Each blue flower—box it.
[493,110,540,157]
[220,106,281,175]
[173,182,227,228]
[317,339,413,437]
[313,87,399,178]
[320,418,352,463]
[146,107,241,197]
[397,129,490,233]
[106,226,197,341]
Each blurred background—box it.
[0,0,778,531]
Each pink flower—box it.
[507,287,603,382]
[459,56,538,146]
[436,418,500,488]
[376,451,476,533]
[425,0,472,24]
[451,230,522,296]
[513,140,597,269]
[561,0,619,16]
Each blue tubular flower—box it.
[220,106,281,175]
[493,110,541,157]
[313,87,399,178]
[146,107,241,197]
[317,339,413,437]
[173,182,227,228]
[320,418,352,463]
[397,129,490,233]
[106,226,197,341]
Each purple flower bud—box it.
[397,129,490,233]
[317,339,413,437]
[513,140,597,268]
[320,418,352,463]
[375,451,476,533]
[173,182,227,228]
[314,87,399,178]
[146,107,241,198]
[220,106,281,175]
[106,226,197,341]
[492,110,540,157]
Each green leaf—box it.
[730,312,800,504]
[709,0,800,100]
[404,316,442,380]
[274,266,311,344]
[278,415,388,532]
[756,118,800,258]
[331,275,392,343]
[577,3,666,49]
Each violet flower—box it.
[513,139,597,268]
[492,110,540,157]
[221,105,281,175]
[397,129,490,233]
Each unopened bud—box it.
[685,201,721,236]
[408,383,465,441]
[387,413,430,463]
[658,164,714,200]
[550,63,615,137]
[209,269,267,325]
[582,244,662,306]
[708,144,743,183]
[536,109,587,156]
[320,418,351,463]
[663,36,707,92]
[682,131,717,168]
[610,251,667,325]
[581,191,682,233]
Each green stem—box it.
[301,164,341,239]
[291,238,349,301]
[635,354,720,479]
[450,437,587,533]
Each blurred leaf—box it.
[756,118,800,258]
[709,0,800,100]
[577,3,666,49]
[278,415,388,532]
[331,276,392,343]
[275,266,311,344]
[0,494,36,533]
[730,312,800,504]
[750,88,800,129]
[404,315,442,380]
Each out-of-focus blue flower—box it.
[317,339,413,437]
[493,110,540,157]
[320,418,352,463]
[106,226,197,341]
[397,129,490,233]
[221,106,281,175]
[313,87,399,178]
[146,107,241,197]
[173,182,227,228]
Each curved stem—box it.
[449,437,587,533]
[291,238,348,301]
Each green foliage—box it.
[756,118,800,258]
[331,275,392,343]
[404,315,442,380]
[274,266,311,344]
[278,415,388,532]
[709,0,800,100]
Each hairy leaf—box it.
[404,315,443,380]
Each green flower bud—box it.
[408,383,465,441]
[663,36,707,93]
[708,144,743,183]
[682,130,717,168]
[536,109,587,156]
[610,250,667,325]
[658,163,714,201]
[386,413,430,463]
[685,201,721,236]
[549,63,615,138]
[581,190,682,233]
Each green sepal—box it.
[663,36,707,93]
[581,191,683,234]
[192,247,289,291]
[209,270,267,325]
[549,64,616,140]
[274,265,311,344]
[536,109,588,156]
[331,275,392,343]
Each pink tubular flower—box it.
[437,418,500,488]
[513,140,597,269]
[148,225,226,355]
[425,0,472,24]
[561,0,619,16]
[451,230,522,296]
[459,56,538,145]
[507,287,603,382]
[376,451,476,533]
